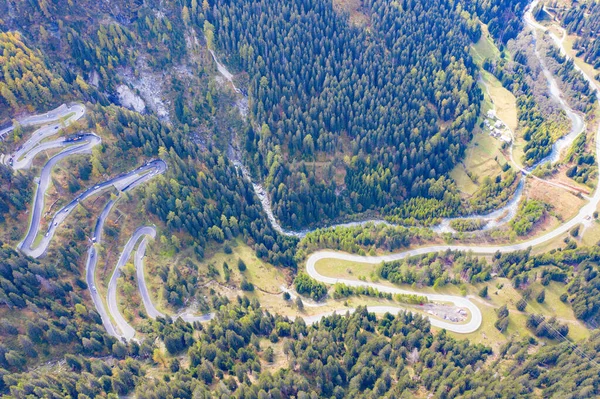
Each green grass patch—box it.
[581,218,600,246]
[314,257,380,281]
[32,231,45,248]
[471,24,501,65]
[450,131,505,195]
[193,238,289,293]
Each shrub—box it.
[536,290,545,304]
[479,286,488,298]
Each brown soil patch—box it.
[527,178,584,221]
[333,0,370,27]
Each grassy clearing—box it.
[579,198,600,245]
[446,309,531,351]
[450,130,506,195]
[581,218,600,246]
[471,24,501,65]
[60,112,76,123]
[314,257,379,281]
[142,238,291,314]
[470,23,517,133]
[32,230,45,248]
[469,279,588,338]
[531,229,572,255]
[259,338,288,373]
[526,178,585,222]
[197,239,290,293]
[482,71,518,133]
[332,0,369,26]
[271,295,453,326]
[471,30,521,166]
[453,29,517,195]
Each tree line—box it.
[558,0,600,71]
[3,299,599,398]
[206,0,482,229]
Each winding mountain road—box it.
[86,161,167,340]
[309,4,600,329]
[306,252,482,332]
[134,232,165,319]
[8,2,599,338]
[107,226,156,340]
[208,3,600,333]
[0,103,85,141]
[6,103,171,338]
[19,159,166,258]
[104,225,213,340]
[86,199,119,338]
[18,134,102,257]
[133,227,215,324]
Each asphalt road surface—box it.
[18,134,102,257]
[306,252,482,333]
[20,159,166,258]
[85,198,119,338]
[107,226,156,340]
[8,103,208,337]
[133,227,165,319]
[104,221,215,340]
[133,226,214,325]
[303,4,600,333]
[86,161,167,340]
[0,103,85,141]
[11,133,93,171]
[7,103,168,338]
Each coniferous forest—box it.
[558,0,600,70]
[0,0,599,397]
[207,0,483,228]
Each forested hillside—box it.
[3,302,599,398]
[0,0,299,265]
[558,0,600,70]
[207,0,482,229]
[89,105,297,267]
[0,31,73,113]
[0,0,530,228]
[0,245,117,372]
[471,0,529,44]
[2,0,600,397]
